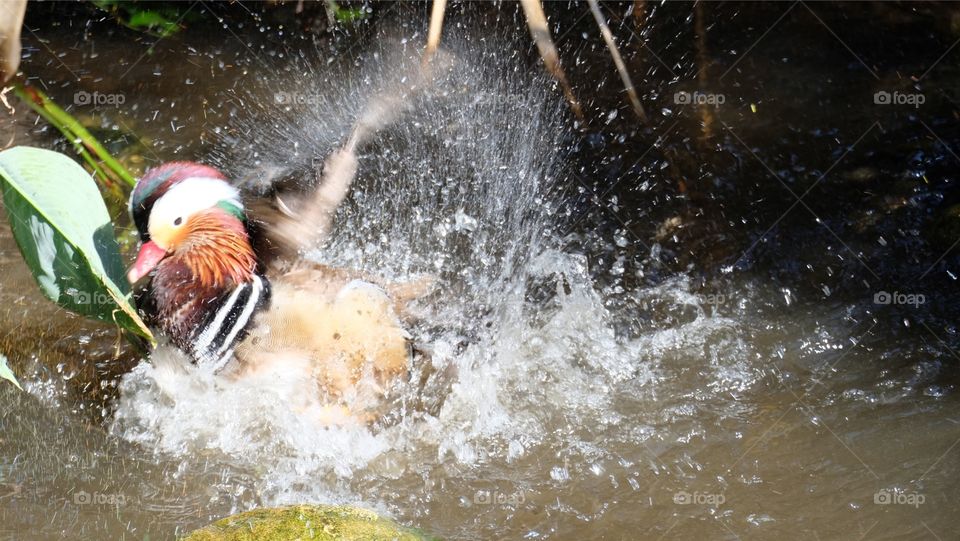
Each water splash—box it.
[109,25,753,524]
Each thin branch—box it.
[694,1,715,141]
[588,0,647,122]
[424,0,447,62]
[519,0,584,122]
[12,82,135,194]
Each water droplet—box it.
[454,209,478,232]
[746,514,775,526]
[550,466,570,482]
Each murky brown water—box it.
[2,2,960,540]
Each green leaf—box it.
[335,6,367,23]
[91,1,185,38]
[0,354,22,391]
[0,147,154,344]
[328,1,368,23]
[126,10,181,37]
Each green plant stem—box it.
[12,82,136,191]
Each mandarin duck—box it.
[126,149,430,417]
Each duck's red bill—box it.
[127,240,167,284]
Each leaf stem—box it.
[11,82,137,190]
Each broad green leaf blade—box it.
[0,146,154,344]
[0,353,22,391]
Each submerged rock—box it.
[182,505,437,541]
[930,203,960,251]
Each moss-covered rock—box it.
[181,505,437,541]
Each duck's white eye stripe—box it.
[149,177,242,232]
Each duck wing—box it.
[245,149,358,267]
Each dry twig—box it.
[519,0,584,122]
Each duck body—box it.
[233,267,410,404]
[146,205,268,371]
[127,155,420,408]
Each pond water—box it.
[2,2,960,540]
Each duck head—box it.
[128,162,256,286]
[128,162,268,370]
